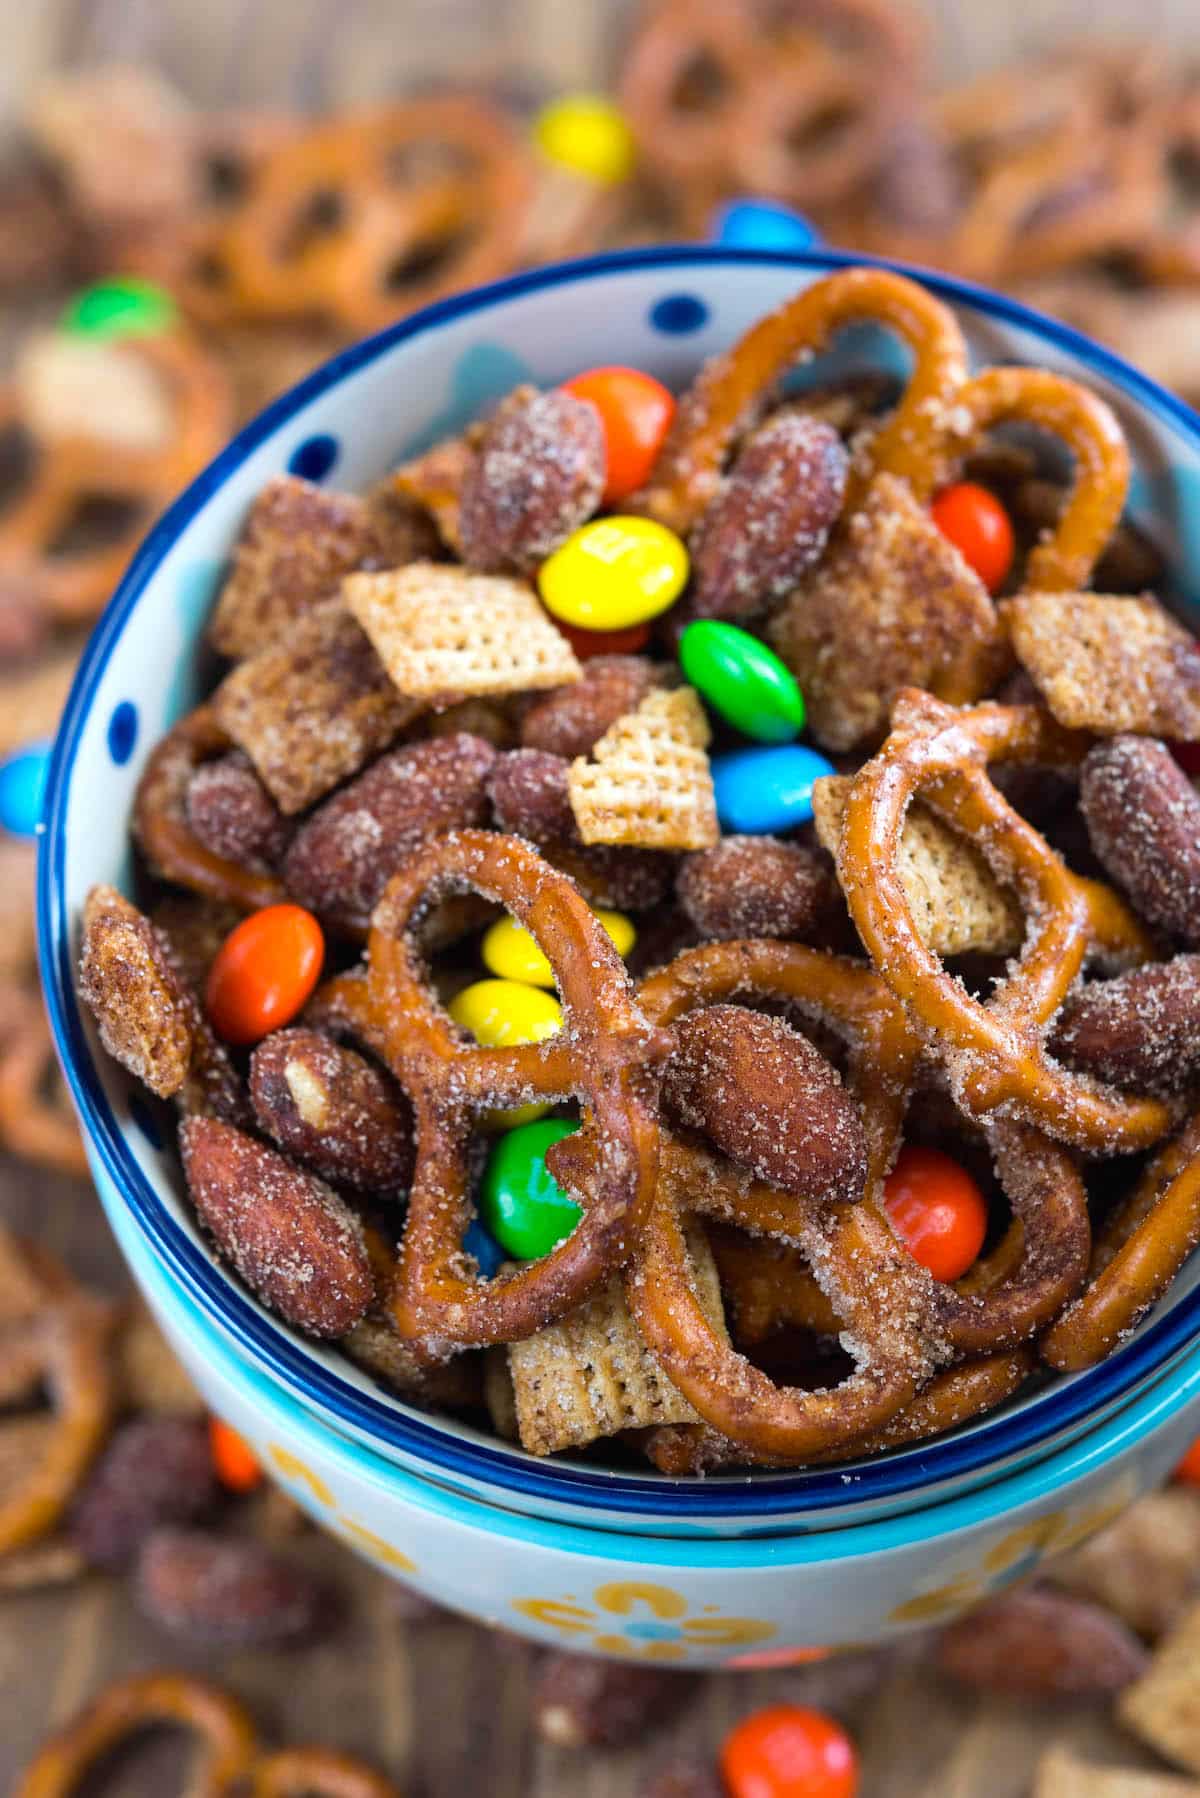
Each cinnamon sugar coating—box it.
[687,411,848,622]
[769,473,1005,750]
[250,1028,415,1196]
[661,1004,868,1203]
[676,835,839,942]
[520,655,662,759]
[1051,955,1200,1094]
[1080,737,1200,945]
[184,751,292,874]
[283,732,497,930]
[179,1116,373,1338]
[458,386,605,574]
[209,475,382,659]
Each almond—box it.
[662,1005,868,1203]
[1050,954,1200,1094]
[1080,737,1200,945]
[282,732,497,930]
[179,1117,373,1337]
[687,412,848,622]
[459,387,605,574]
[250,1028,414,1197]
[937,1587,1148,1696]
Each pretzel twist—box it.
[13,1672,259,1798]
[629,266,969,534]
[133,706,288,914]
[1042,1107,1200,1370]
[839,692,1172,1154]
[205,100,532,333]
[328,830,670,1350]
[0,334,230,624]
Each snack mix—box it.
[75,264,1200,1479]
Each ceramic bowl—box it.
[39,246,1200,1539]
[102,1161,1200,1663]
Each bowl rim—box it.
[117,1184,1200,1566]
[38,241,1200,1522]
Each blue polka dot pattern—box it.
[649,293,709,335]
[129,1092,164,1150]
[106,701,138,766]
[288,434,340,482]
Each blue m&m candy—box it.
[710,199,821,252]
[463,1214,506,1280]
[0,740,52,838]
[711,743,835,834]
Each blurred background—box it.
[6,2,1200,1794]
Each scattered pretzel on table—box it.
[0,1224,114,1559]
[0,326,231,626]
[621,0,922,232]
[158,98,534,335]
[12,1670,404,1798]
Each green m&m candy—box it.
[479,1118,582,1260]
[60,278,178,342]
[679,619,805,743]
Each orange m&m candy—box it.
[561,365,675,504]
[208,1416,263,1492]
[206,903,324,1046]
[883,1144,989,1283]
[1175,1436,1200,1485]
[930,481,1015,594]
[721,1704,859,1798]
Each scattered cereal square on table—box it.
[213,599,421,814]
[344,562,581,700]
[568,686,718,851]
[769,472,1004,752]
[209,475,382,659]
[1007,591,1200,738]
[1120,1598,1200,1774]
[811,774,1022,957]
[506,1228,726,1455]
[1033,1746,1200,1797]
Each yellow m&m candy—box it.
[482,910,637,988]
[449,979,563,1047]
[448,979,564,1128]
[533,94,635,187]
[538,516,688,633]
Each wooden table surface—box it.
[5,0,1199,1790]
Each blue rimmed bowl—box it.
[38,246,1200,1541]
[104,1160,1200,1661]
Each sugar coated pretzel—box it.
[208,98,532,333]
[13,1672,259,1798]
[840,692,1172,1154]
[133,706,288,914]
[629,266,969,535]
[325,829,671,1349]
[917,365,1131,590]
[644,1348,1036,1472]
[1042,1107,1200,1371]
[627,939,1091,1457]
[0,333,231,623]
[631,939,945,1456]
